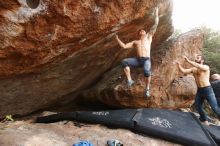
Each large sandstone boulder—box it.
[0,0,173,117]
[83,30,203,109]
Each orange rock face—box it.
[84,30,204,109]
[0,0,172,76]
[0,0,173,116]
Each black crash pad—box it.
[205,125,220,145]
[36,108,217,146]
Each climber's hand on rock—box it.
[155,7,159,15]
[183,56,189,61]
[115,34,119,39]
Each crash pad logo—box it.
[148,117,172,128]
[92,111,110,116]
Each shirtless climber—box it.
[177,54,220,125]
[115,7,160,97]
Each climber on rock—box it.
[177,54,220,125]
[115,7,160,97]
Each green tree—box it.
[199,26,220,74]
[171,29,182,38]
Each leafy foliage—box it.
[200,26,220,74]
[1,115,14,122]
[171,29,182,38]
[203,48,220,73]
